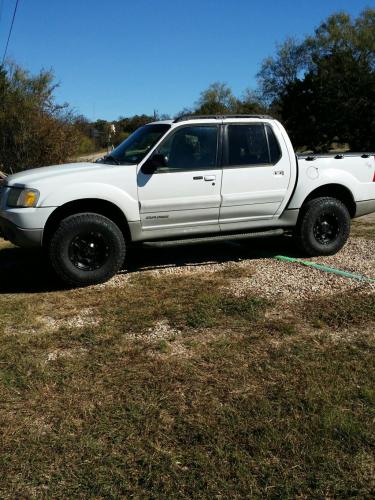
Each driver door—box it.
[137,125,222,235]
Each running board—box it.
[141,229,284,248]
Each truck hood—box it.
[6,162,117,187]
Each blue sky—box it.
[0,0,372,120]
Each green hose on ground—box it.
[274,255,375,283]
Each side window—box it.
[158,126,218,170]
[226,124,269,166]
[266,125,282,164]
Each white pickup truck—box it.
[0,114,374,286]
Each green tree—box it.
[280,52,375,151]
[235,89,268,114]
[305,10,375,69]
[257,38,308,103]
[72,115,97,154]
[195,82,237,114]
[258,8,375,150]
[178,82,267,118]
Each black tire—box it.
[295,197,350,256]
[49,213,126,287]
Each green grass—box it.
[0,226,375,497]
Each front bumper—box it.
[0,216,43,247]
[0,205,55,248]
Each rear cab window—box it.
[224,123,282,167]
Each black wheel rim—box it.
[68,232,110,271]
[313,213,340,245]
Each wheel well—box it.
[43,199,131,246]
[302,184,356,217]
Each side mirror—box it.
[141,153,167,175]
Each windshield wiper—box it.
[103,154,120,165]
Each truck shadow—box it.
[0,246,60,293]
[0,236,301,294]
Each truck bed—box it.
[297,152,374,160]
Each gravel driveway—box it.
[0,214,373,298]
[100,231,374,303]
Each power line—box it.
[2,0,20,65]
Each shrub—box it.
[0,63,80,173]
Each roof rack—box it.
[173,114,273,123]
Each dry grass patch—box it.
[0,238,12,250]
[351,220,375,240]
[301,291,375,329]
[1,239,375,497]
[1,310,375,498]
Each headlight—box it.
[7,188,40,208]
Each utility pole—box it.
[107,123,116,153]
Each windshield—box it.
[99,124,171,165]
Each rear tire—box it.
[295,197,350,256]
[49,213,126,287]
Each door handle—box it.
[204,175,216,181]
[193,176,203,180]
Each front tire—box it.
[49,213,126,287]
[295,197,350,256]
